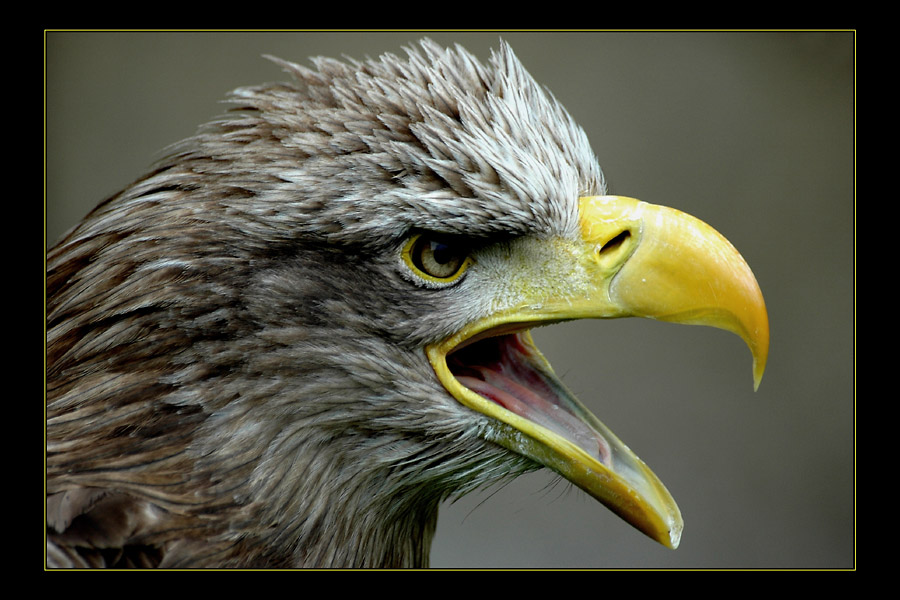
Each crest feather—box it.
[113,39,607,246]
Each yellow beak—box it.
[579,195,768,389]
[427,195,769,549]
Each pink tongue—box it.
[453,342,612,466]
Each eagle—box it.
[45,39,768,568]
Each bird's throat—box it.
[428,328,683,549]
[448,333,612,467]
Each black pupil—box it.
[430,241,454,264]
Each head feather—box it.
[171,38,608,246]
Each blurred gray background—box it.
[45,31,854,569]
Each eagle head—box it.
[46,39,768,568]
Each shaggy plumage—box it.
[46,39,605,568]
[47,38,770,569]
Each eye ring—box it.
[402,233,472,285]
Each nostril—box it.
[597,230,631,257]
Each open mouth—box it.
[447,332,612,468]
[427,322,684,550]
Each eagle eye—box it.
[403,233,472,284]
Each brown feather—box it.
[46,39,598,568]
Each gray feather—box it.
[46,38,603,568]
